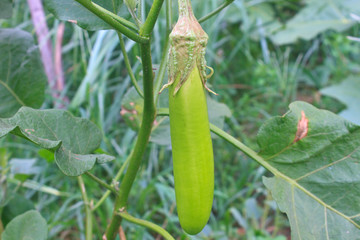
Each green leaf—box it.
[271,0,360,45]
[258,101,360,239]
[2,210,47,240]
[44,0,130,31]
[0,107,114,176]
[0,0,12,19]
[0,28,46,117]
[1,193,35,227]
[320,76,360,125]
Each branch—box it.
[75,0,148,43]
[77,176,93,240]
[140,0,165,37]
[117,32,144,98]
[117,211,175,240]
[92,156,131,212]
[84,172,118,194]
[198,0,235,23]
[104,1,164,238]
[154,0,172,104]
[156,108,277,173]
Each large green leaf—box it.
[44,0,130,31]
[0,107,114,176]
[258,101,360,239]
[1,210,47,240]
[0,29,46,117]
[271,0,360,45]
[320,76,360,125]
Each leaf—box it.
[44,0,130,31]
[271,0,360,45]
[320,76,360,125]
[258,101,360,239]
[1,210,47,240]
[1,193,35,227]
[0,107,114,176]
[0,0,12,19]
[0,28,46,117]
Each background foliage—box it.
[0,0,359,239]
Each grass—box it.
[1,0,360,239]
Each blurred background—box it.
[0,0,359,239]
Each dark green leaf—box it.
[0,28,46,117]
[258,101,360,239]
[1,193,35,227]
[2,210,47,240]
[0,107,114,176]
[44,0,130,31]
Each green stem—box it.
[104,1,164,238]
[75,0,148,43]
[139,0,165,37]
[77,176,92,240]
[105,41,156,240]
[166,0,173,33]
[198,0,235,23]
[84,172,117,194]
[117,32,144,98]
[156,108,276,172]
[154,0,172,103]
[117,211,175,240]
[105,3,164,233]
[92,156,131,212]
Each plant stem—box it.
[105,40,156,240]
[104,42,154,240]
[84,172,117,194]
[166,0,173,33]
[105,1,165,237]
[198,0,235,23]
[139,0,165,37]
[77,176,92,240]
[92,156,131,212]
[117,32,144,98]
[117,211,175,240]
[156,108,276,171]
[154,0,172,104]
[75,0,148,43]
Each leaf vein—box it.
[295,146,359,181]
[0,79,26,106]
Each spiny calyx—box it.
[160,0,216,95]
